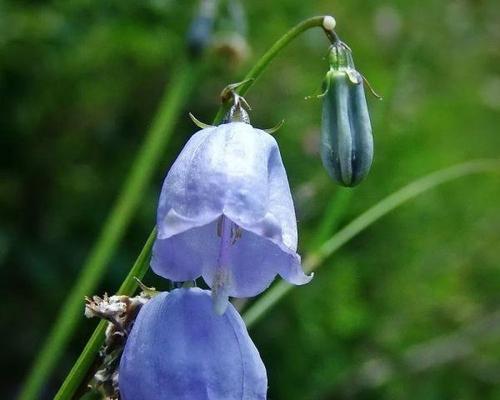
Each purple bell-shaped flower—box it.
[119,288,268,400]
[151,104,312,313]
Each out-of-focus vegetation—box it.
[2,0,500,399]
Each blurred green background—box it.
[2,0,500,399]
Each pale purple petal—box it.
[119,288,267,400]
[152,122,312,299]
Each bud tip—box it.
[323,15,336,31]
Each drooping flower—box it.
[119,288,267,400]
[151,113,312,313]
[320,41,374,187]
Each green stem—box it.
[18,60,201,400]
[309,187,352,249]
[243,159,500,328]
[212,15,329,124]
[54,229,156,400]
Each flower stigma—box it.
[213,215,241,314]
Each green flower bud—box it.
[320,42,373,187]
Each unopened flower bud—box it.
[320,42,374,187]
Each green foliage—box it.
[2,0,500,399]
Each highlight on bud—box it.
[320,41,374,187]
[119,288,268,400]
[322,15,337,32]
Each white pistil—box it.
[212,215,234,314]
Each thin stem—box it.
[54,229,156,400]
[212,15,329,124]
[18,60,202,400]
[243,159,500,328]
[309,187,352,250]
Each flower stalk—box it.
[212,15,335,124]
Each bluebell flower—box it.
[119,288,267,400]
[151,121,312,313]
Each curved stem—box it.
[18,60,202,400]
[54,229,156,400]
[212,15,329,124]
[243,159,500,328]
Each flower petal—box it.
[151,222,218,282]
[152,122,311,296]
[277,253,314,285]
[119,288,267,400]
